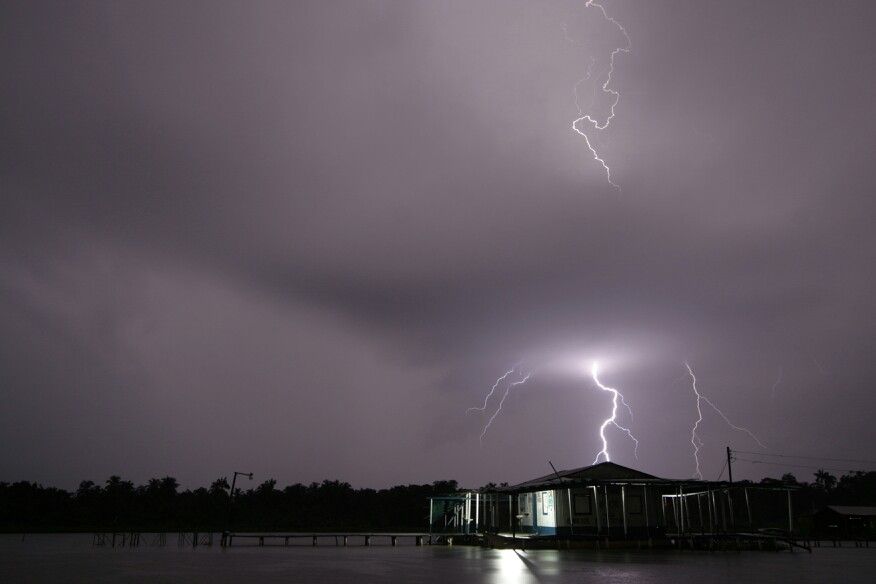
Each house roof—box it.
[825,505,876,517]
[510,462,662,490]
[485,461,793,493]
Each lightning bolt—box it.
[770,366,783,398]
[467,365,520,414]
[590,362,638,463]
[685,362,706,480]
[479,371,533,443]
[684,362,766,479]
[568,0,631,191]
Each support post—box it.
[679,486,685,535]
[726,447,736,530]
[621,485,628,538]
[744,488,753,528]
[593,486,602,534]
[661,494,667,528]
[643,485,650,539]
[604,486,611,536]
[727,487,735,531]
[685,493,691,532]
[787,490,794,534]
[708,490,715,532]
[566,488,574,536]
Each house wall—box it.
[551,485,666,535]
[517,490,558,534]
[535,490,557,533]
[554,487,598,531]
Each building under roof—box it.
[806,505,876,540]
[429,461,795,542]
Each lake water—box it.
[1,535,873,583]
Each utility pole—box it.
[230,471,254,500]
[726,447,735,530]
[222,471,253,546]
[726,447,733,485]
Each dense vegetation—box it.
[0,477,459,533]
[756,470,876,515]
[1,470,873,533]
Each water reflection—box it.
[0,535,872,584]
[485,549,564,584]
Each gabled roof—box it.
[825,505,876,517]
[511,462,661,490]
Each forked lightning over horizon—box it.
[469,360,639,466]
[477,370,533,443]
[590,362,639,463]
[569,0,631,190]
[685,362,766,479]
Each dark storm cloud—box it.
[2,1,874,489]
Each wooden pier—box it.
[92,532,207,548]
[221,532,438,547]
[665,531,812,553]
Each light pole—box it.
[222,471,253,546]
[230,471,254,500]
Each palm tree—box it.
[814,469,837,491]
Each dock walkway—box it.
[221,532,438,547]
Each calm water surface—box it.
[1,534,873,583]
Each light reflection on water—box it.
[1,534,874,583]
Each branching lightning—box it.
[684,362,766,479]
[479,371,533,443]
[568,1,631,190]
[686,362,706,480]
[590,362,639,463]
[467,365,520,414]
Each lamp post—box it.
[222,471,253,546]
[230,471,254,500]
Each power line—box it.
[716,458,727,481]
[733,457,873,474]
[731,450,876,465]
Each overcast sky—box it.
[2,1,875,490]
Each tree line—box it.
[1,470,873,533]
[0,476,459,533]
[754,469,876,516]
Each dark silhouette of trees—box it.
[2,471,874,533]
[0,476,463,532]
[814,469,838,492]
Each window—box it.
[574,494,592,515]
[519,493,531,516]
[542,491,553,515]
